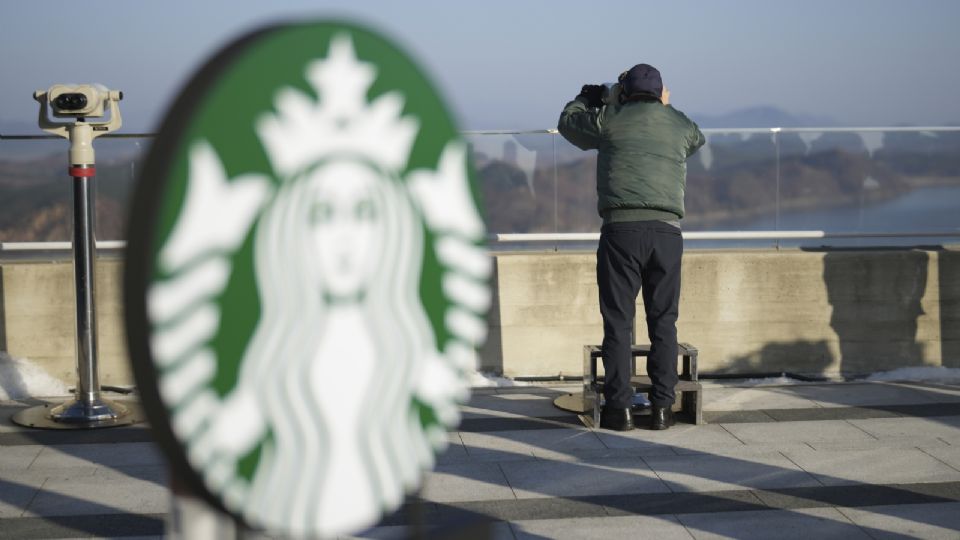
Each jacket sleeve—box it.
[686,123,706,158]
[557,96,602,151]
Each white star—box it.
[307,34,375,120]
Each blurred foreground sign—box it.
[124,20,489,537]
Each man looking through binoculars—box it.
[558,63,704,431]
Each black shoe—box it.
[599,406,634,431]
[650,406,675,430]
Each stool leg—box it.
[594,387,601,428]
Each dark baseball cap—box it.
[621,64,663,99]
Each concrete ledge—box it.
[2,247,959,386]
[483,246,960,378]
[1,259,131,387]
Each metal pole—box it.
[72,168,101,409]
[12,119,142,429]
[45,123,125,423]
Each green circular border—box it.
[124,19,480,523]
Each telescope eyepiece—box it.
[54,93,89,111]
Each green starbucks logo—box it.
[125,24,489,537]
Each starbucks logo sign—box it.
[125,22,489,537]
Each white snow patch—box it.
[0,352,69,400]
[467,371,530,388]
[866,366,960,383]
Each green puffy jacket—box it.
[558,95,705,223]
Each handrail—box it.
[0,241,126,251]
[3,126,960,140]
[3,231,959,254]
[493,231,960,242]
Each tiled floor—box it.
[3,381,960,538]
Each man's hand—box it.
[578,84,604,108]
[661,85,671,106]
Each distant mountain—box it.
[689,106,837,129]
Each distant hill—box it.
[689,106,837,129]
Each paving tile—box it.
[24,474,170,517]
[0,425,156,447]
[541,446,678,461]
[0,403,36,434]
[0,515,165,539]
[459,416,582,433]
[0,444,42,470]
[420,463,515,503]
[435,433,471,465]
[56,537,163,540]
[837,502,960,540]
[673,443,814,457]
[600,490,767,517]
[460,429,605,461]
[468,387,501,396]
[676,507,872,540]
[510,514,694,540]
[595,424,745,453]
[720,420,875,445]
[642,452,820,493]
[494,386,568,397]
[499,458,670,499]
[93,464,169,485]
[847,416,960,440]
[29,442,165,470]
[702,410,776,424]
[782,448,960,486]
[703,387,823,411]
[0,473,44,518]
[807,436,948,451]
[462,394,565,419]
[786,383,942,408]
[348,521,515,540]
[439,497,608,524]
[919,446,960,471]
[762,407,901,422]
[0,464,98,485]
[885,382,960,403]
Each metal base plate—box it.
[11,399,147,430]
[553,392,590,414]
[553,392,656,415]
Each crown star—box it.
[256,34,420,178]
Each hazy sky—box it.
[2,0,959,132]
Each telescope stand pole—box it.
[11,123,143,429]
[61,164,114,417]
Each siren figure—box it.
[218,156,439,535]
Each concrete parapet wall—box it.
[482,247,960,378]
[2,247,959,388]
[0,259,132,389]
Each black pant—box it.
[597,221,682,409]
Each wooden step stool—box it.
[583,343,703,427]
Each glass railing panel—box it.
[0,136,150,242]
[467,132,558,236]
[777,129,960,247]
[684,130,781,248]
[0,138,72,242]
[554,135,602,234]
[4,128,959,249]
[868,130,960,231]
[90,137,150,241]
